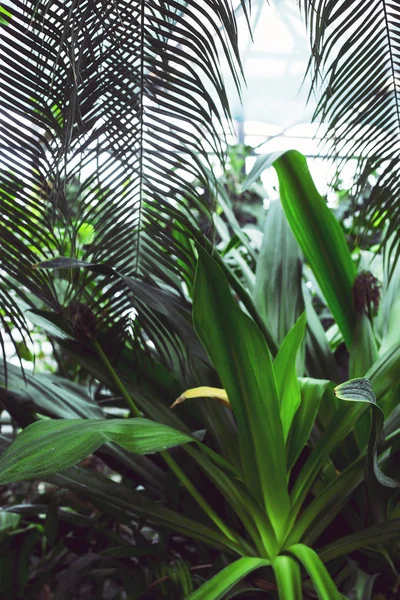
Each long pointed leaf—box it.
[0,418,192,484]
[193,247,289,540]
[273,313,306,441]
[272,150,357,347]
[288,544,341,599]
[186,557,270,600]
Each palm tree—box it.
[0,0,249,366]
[300,0,400,269]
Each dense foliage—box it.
[1,1,400,599]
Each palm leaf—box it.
[300,0,400,269]
[1,0,246,363]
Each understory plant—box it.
[1,151,400,598]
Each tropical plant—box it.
[0,0,250,372]
[1,151,400,598]
[2,0,400,597]
[299,0,400,270]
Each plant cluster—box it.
[1,1,400,599]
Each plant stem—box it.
[91,337,141,418]
[161,449,248,553]
[92,337,247,553]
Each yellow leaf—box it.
[171,386,231,409]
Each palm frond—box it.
[1,0,245,365]
[300,0,400,270]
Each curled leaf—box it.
[334,378,399,489]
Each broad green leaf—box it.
[1,433,240,554]
[193,247,289,540]
[272,150,357,347]
[0,418,193,484]
[288,544,341,599]
[286,378,332,470]
[273,555,303,599]
[334,378,399,489]
[319,519,400,563]
[254,200,304,346]
[186,557,270,600]
[273,313,306,440]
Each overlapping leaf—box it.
[300,0,400,268]
[0,0,246,362]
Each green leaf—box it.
[349,315,379,449]
[367,341,400,401]
[193,247,289,541]
[0,435,239,555]
[285,454,366,547]
[318,518,400,563]
[303,285,340,382]
[272,555,303,600]
[0,511,20,534]
[273,313,306,440]
[288,544,341,599]
[186,557,270,600]
[186,444,276,557]
[0,361,103,420]
[272,150,357,347]
[0,418,193,484]
[286,378,332,471]
[253,200,304,345]
[349,314,378,379]
[0,5,12,25]
[334,378,399,489]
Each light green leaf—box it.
[273,555,303,600]
[186,557,270,600]
[272,150,357,347]
[286,378,332,470]
[288,544,341,599]
[0,5,12,25]
[254,200,304,346]
[193,247,289,540]
[0,418,193,484]
[273,313,307,440]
